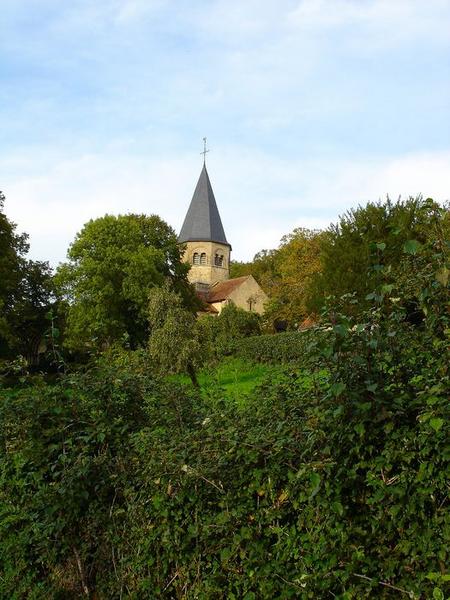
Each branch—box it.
[352,573,415,598]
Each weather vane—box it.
[200,137,209,165]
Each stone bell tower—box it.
[178,161,231,288]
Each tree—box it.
[231,228,324,327]
[265,228,324,326]
[55,214,197,351]
[0,192,54,363]
[8,260,55,365]
[148,282,203,386]
[307,196,449,315]
[0,191,29,349]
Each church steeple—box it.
[179,162,231,287]
[178,164,230,248]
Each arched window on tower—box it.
[200,252,207,265]
[214,254,224,267]
[193,252,200,265]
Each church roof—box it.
[179,165,230,247]
[207,276,250,303]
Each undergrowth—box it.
[0,232,448,598]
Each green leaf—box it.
[309,472,321,498]
[331,382,346,397]
[403,239,422,255]
[381,284,394,295]
[333,324,348,337]
[376,242,386,251]
[433,588,444,600]
[429,418,444,432]
[331,501,344,516]
[354,423,365,436]
[220,548,232,562]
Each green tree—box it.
[8,260,55,365]
[0,191,29,349]
[148,282,203,386]
[231,228,324,327]
[0,193,54,363]
[307,196,449,314]
[56,214,196,351]
[264,228,324,326]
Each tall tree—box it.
[307,196,449,314]
[0,191,29,349]
[231,228,324,327]
[9,260,55,364]
[56,214,196,351]
[1,193,54,363]
[148,282,204,386]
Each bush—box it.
[236,329,326,364]
[0,231,448,598]
[197,303,262,361]
[307,196,449,315]
[0,349,198,598]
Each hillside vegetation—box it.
[0,195,448,598]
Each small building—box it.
[179,163,267,315]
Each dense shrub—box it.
[197,303,262,361]
[0,224,448,598]
[307,196,449,315]
[0,349,198,598]
[236,329,326,364]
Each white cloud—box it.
[3,148,449,266]
[287,0,450,48]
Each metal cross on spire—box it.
[200,137,209,165]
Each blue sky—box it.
[1,0,450,264]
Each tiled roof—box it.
[207,276,250,302]
[178,165,229,246]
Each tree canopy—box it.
[0,191,29,346]
[0,192,54,362]
[306,196,449,314]
[56,213,196,351]
[148,282,204,386]
[231,228,324,327]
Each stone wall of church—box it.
[227,275,268,314]
[210,276,268,315]
[183,241,230,285]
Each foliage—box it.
[1,228,448,597]
[0,192,54,363]
[236,329,325,364]
[307,195,449,314]
[148,282,204,386]
[1,196,448,599]
[231,228,324,327]
[7,260,55,365]
[55,213,197,352]
[0,348,197,598]
[196,302,262,360]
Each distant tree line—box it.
[231,195,449,328]
[1,191,448,373]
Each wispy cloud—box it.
[3,148,449,265]
[1,0,449,266]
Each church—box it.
[178,162,268,315]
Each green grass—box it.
[173,357,285,405]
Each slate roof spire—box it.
[178,164,230,247]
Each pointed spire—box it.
[178,165,230,246]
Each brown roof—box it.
[207,276,250,303]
